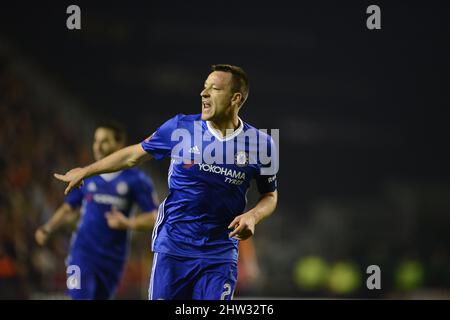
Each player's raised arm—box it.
[54,143,151,195]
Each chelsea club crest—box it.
[116,182,129,195]
[235,151,249,167]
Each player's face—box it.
[92,128,122,161]
[200,71,234,121]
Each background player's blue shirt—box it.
[141,114,278,261]
[64,168,157,263]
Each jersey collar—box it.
[206,117,244,142]
[100,171,122,182]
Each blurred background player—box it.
[35,122,158,299]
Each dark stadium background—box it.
[1,0,450,299]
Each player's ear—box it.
[231,92,242,107]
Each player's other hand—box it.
[54,167,86,195]
[105,207,130,230]
[35,226,51,246]
[228,211,256,241]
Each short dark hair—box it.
[96,121,127,144]
[211,64,249,106]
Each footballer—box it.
[36,123,158,299]
[54,65,278,300]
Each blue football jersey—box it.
[65,168,157,262]
[141,114,278,261]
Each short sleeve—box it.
[64,187,84,209]
[131,171,158,212]
[255,173,278,194]
[141,114,181,160]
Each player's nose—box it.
[200,88,210,97]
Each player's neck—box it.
[209,115,241,138]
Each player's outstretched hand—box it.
[54,167,86,195]
[228,211,256,241]
[105,207,130,230]
[35,226,51,246]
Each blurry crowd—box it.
[0,56,92,298]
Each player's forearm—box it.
[43,203,75,233]
[84,144,149,178]
[128,210,157,231]
[249,191,278,225]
